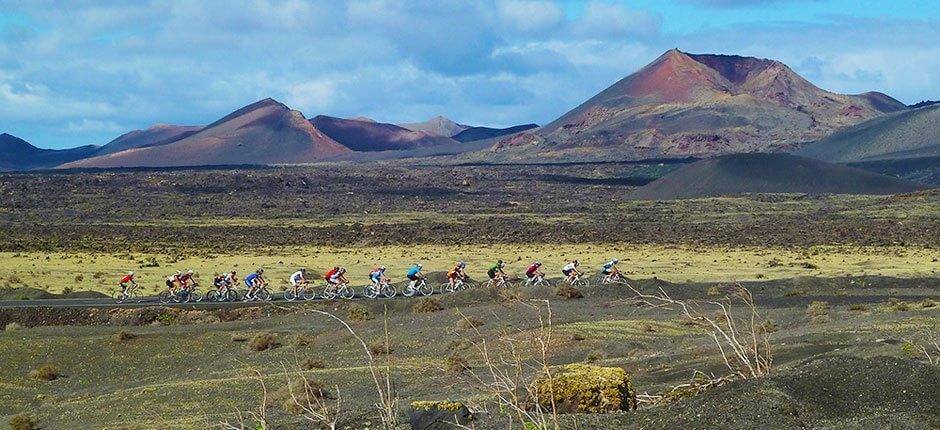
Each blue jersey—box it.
[245,273,259,285]
[602,261,616,270]
[406,266,420,277]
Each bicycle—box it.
[284,282,316,301]
[602,272,627,285]
[565,273,590,288]
[322,282,355,300]
[484,276,513,289]
[523,275,552,288]
[113,284,142,304]
[363,281,397,299]
[207,284,240,302]
[402,278,433,297]
[244,282,272,302]
[440,277,471,294]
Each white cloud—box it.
[572,1,661,39]
[497,0,564,33]
[66,119,124,133]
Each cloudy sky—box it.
[1,0,937,148]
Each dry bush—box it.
[301,358,325,370]
[921,298,936,309]
[29,364,60,381]
[368,339,393,356]
[230,333,250,342]
[887,298,911,312]
[706,286,720,297]
[270,376,332,415]
[584,350,606,363]
[113,330,137,342]
[760,319,779,334]
[73,274,84,283]
[554,284,583,299]
[456,315,484,330]
[571,333,586,341]
[5,322,22,331]
[347,304,373,321]
[413,297,443,313]
[293,333,316,348]
[806,301,830,323]
[629,283,773,379]
[248,332,281,352]
[9,414,38,430]
[849,303,870,312]
[445,354,470,373]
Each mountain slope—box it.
[399,116,469,137]
[310,115,458,151]
[59,99,350,168]
[452,123,539,143]
[0,133,99,171]
[537,49,906,160]
[96,124,202,155]
[630,153,923,200]
[797,104,940,162]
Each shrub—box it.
[248,332,281,352]
[413,298,443,314]
[848,303,869,312]
[555,284,583,299]
[62,286,73,295]
[920,298,935,309]
[760,319,779,334]
[706,286,720,297]
[347,304,373,321]
[445,354,470,373]
[900,342,919,358]
[29,364,60,381]
[293,333,316,348]
[230,333,250,342]
[270,378,331,415]
[301,358,325,370]
[8,274,22,284]
[571,333,586,341]
[585,350,606,363]
[456,315,484,331]
[806,301,830,317]
[73,274,84,283]
[887,298,910,312]
[368,339,393,356]
[800,262,818,270]
[113,330,137,342]
[9,414,38,430]
[529,364,636,413]
[4,322,22,331]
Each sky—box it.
[0,0,937,149]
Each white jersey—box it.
[290,271,305,285]
[224,273,235,284]
[562,262,577,272]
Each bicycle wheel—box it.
[439,283,453,294]
[190,289,203,303]
[225,289,239,302]
[363,285,379,299]
[284,289,297,301]
[573,278,590,288]
[113,290,126,304]
[381,284,397,298]
[159,290,173,304]
[321,286,337,300]
[417,281,433,296]
[339,286,355,300]
[402,284,416,297]
[255,288,271,301]
[301,287,317,301]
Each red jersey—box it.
[120,275,133,284]
[525,264,539,275]
[324,268,338,280]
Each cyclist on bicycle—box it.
[525,261,544,283]
[601,258,620,283]
[223,270,237,289]
[165,271,182,294]
[326,267,348,286]
[487,260,507,283]
[370,266,388,287]
[446,261,466,290]
[562,260,581,285]
[212,273,226,289]
[406,263,424,290]
[244,269,266,300]
[119,271,137,293]
[178,269,195,290]
[290,268,308,290]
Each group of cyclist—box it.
[117,258,625,300]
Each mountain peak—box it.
[0,133,36,151]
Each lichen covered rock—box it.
[529,363,637,413]
[409,400,472,430]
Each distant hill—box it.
[59,98,350,168]
[630,153,923,200]
[95,124,202,155]
[310,115,458,151]
[908,100,939,109]
[532,49,906,160]
[0,133,99,171]
[797,104,940,162]
[848,156,940,187]
[399,116,469,137]
[452,123,539,143]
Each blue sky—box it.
[1,0,937,149]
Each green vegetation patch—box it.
[530,364,637,413]
[554,319,700,342]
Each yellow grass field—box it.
[1,243,936,295]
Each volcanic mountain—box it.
[309,115,458,151]
[534,49,907,159]
[452,123,539,143]
[95,124,202,156]
[797,104,940,163]
[0,133,99,171]
[399,116,469,137]
[60,99,350,168]
[630,153,923,200]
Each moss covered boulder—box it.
[409,400,472,430]
[530,364,637,413]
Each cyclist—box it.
[119,271,137,294]
[487,260,507,285]
[446,261,467,290]
[212,273,226,289]
[601,258,620,283]
[244,268,266,300]
[562,260,581,285]
[327,267,348,287]
[223,270,238,290]
[165,271,182,295]
[524,261,544,284]
[406,263,424,290]
[178,269,195,290]
[324,266,339,284]
[370,266,388,287]
[290,268,308,287]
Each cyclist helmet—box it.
[459,261,467,268]
[380,265,386,270]
[535,261,541,266]
[339,267,346,273]
[187,269,194,274]
[257,268,264,274]
[175,270,182,276]
[574,260,580,265]
[417,263,423,269]
[300,267,307,273]
[497,259,503,265]
[128,271,134,276]
[612,258,619,264]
